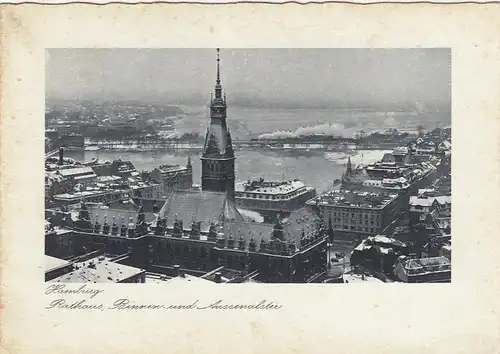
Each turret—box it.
[128,217,136,238]
[271,215,285,241]
[190,220,200,239]
[93,215,101,234]
[136,202,147,236]
[227,231,235,249]
[207,222,217,242]
[216,227,226,248]
[120,217,127,237]
[248,234,256,252]
[155,216,165,236]
[102,215,110,235]
[238,229,245,250]
[111,216,119,235]
[172,214,182,238]
[259,238,267,253]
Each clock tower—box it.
[201,48,236,200]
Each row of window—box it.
[237,200,282,211]
[330,218,380,226]
[153,242,212,258]
[328,210,381,218]
[333,225,378,233]
[236,189,306,200]
[206,162,232,173]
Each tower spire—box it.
[202,47,235,201]
[216,48,221,85]
[214,48,222,99]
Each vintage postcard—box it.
[1,4,499,354]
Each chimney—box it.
[58,147,64,165]
[174,264,181,277]
[214,272,222,283]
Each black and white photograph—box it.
[44,48,452,284]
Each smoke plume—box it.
[257,123,347,140]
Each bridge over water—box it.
[79,137,399,152]
[84,137,370,150]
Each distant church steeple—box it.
[201,48,236,200]
[346,156,353,176]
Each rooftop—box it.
[156,164,188,172]
[222,206,324,253]
[310,189,398,209]
[235,179,308,195]
[409,196,451,207]
[54,188,123,200]
[50,257,145,283]
[393,146,409,155]
[401,256,451,275]
[353,235,407,252]
[158,190,244,233]
[89,205,156,226]
[45,255,71,272]
[57,167,96,177]
[343,273,384,283]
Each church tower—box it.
[201,48,236,200]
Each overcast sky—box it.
[46,48,451,110]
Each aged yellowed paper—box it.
[1,4,500,354]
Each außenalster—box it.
[197,300,282,310]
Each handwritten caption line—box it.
[45,284,283,311]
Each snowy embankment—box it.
[324,149,393,166]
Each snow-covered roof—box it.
[409,196,451,207]
[166,274,216,285]
[235,180,306,195]
[343,273,383,283]
[45,255,71,272]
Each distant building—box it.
[55,166,97,190]
[130,181,164,200]
[350,235,409,274]
[149,158,193,194]
[306,188,403,239]
[234,179,316,221]
[91,159,139,178]
[409,195,451,218]
[343,150,438,200]
[393,255,451,283]
[59,133,85,149]
[52,189,125,207]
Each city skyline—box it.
[46,48,451,110]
